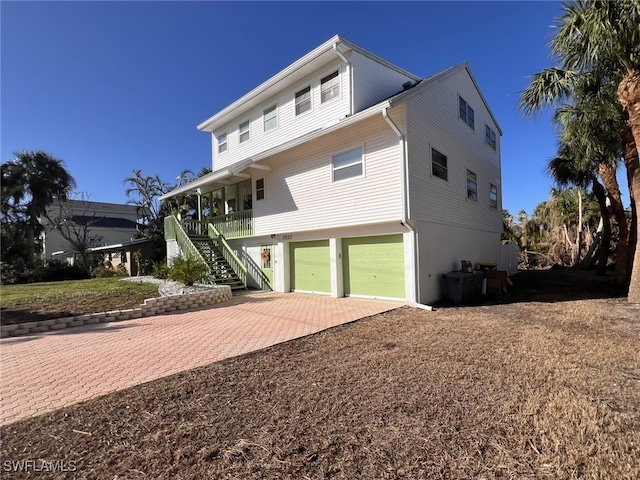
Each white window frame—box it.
[431,148,448,181]
[459,95,475,130]
[320,70,340,104]
[332,146,364,183]
[239,119,250,143]
[489,183,498,209]
[467,169,478,202]
[263,104,278,132]
[295,85,312,116]
[256,178,265,201]
[485,125,497,149]
[218,132,228,154]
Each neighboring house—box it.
[41,200,143,265]
[87,237,156,276]
[161,35,503,304]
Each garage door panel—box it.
[343,235,405,299]
[290,240,330,293]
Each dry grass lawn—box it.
[1,269,639,479]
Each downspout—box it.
[332,42,353,116]
[382,106,434,311]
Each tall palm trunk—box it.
[620,122,640,301]
[617,70,640,302]
[592,178,611,276]
[598,162,629,285]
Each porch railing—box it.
[209,209,253,239]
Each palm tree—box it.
[124,169,172,237]
[1,150,76,265]
[549,0,640,300]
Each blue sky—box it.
[2,0,624,217]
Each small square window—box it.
[295,86,311,116]
[467,170,478,201]
[489,184,498,209]
[321,70,340,103]
[263,105,277,132]
[256,178,265,201]
[218,133,228,154]
[431,148,448,181]
[332,147,363,182]
[485,125,497,149]
[459,96,475,130]
[239,120,250,143]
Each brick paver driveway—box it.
[0,292,401,426]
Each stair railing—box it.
[208,223,247,287]
[164,216,211,276]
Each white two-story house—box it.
[161,35,503,305]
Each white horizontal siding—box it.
[351,51,416,112]
[253,109,404,236]
[405,68,502,234]
[212,58,351,171]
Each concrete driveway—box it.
[0,292,401,426]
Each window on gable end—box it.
[485,125,497,149]
[431,148,448,181]
[218,133,228,153]
[239,120,250,143]
[459,96,475,130]
[489,184,498,209]
[295,86,311,116]
[467,170,478,201]
[332,147,363,182]
[263,105,277,132]
[321,70,340,103]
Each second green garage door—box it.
[290,240,331,293]
[343,234,406,299]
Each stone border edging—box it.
[0,286,233,339]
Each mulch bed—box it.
[1,268,639,479]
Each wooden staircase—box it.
[190,235,246,291]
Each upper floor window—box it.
[256,178,265,201]
[459,96,474,130]
[321,70,340,103]
[489,184,498,209]
[431,148,448,181]
[485,125,497,149]
[467,170,478,201]
[263,105,278,132]
[239,120,250,143]
[295,86,311,116]
[218,133,228,154]
[332,147,363,182]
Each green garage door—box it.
[290,240,331,293]
[343,234,405,299]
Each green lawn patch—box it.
[0,278,160,325]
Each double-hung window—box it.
[467,170,478,201]
[459,96,475,130]
[218,133,228,154]
[332,147,363,182]
[485,125,497,149]
[320,71,340,103]
[256,178,265,201]
[263,105,277,132]
[295,86,311,115]
[431,148,448,181]
[239,120,250,143]
[489,184,498,209]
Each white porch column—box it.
[275,241,289,293]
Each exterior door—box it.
[261,245,273,290]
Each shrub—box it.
[168,255,209,286]
[30,260,91,283]
[152,261,170,280]
[92,265,127,278]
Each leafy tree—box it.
[1,150,76,267]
